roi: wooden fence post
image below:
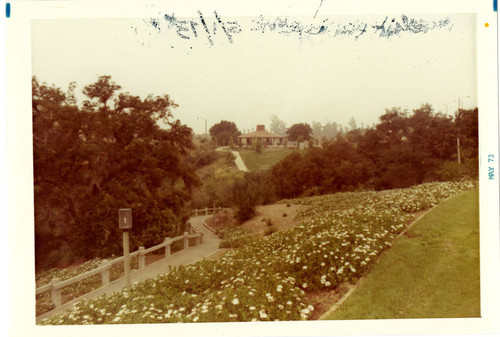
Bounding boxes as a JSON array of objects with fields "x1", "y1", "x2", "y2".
[
  {"x1": 138, "y1": 246, "x2": 145, "y2": 269},
  {"x1": 205, "y1": 207, "x2": 208, "y2": 215},
  {"x1": 50, "y1": 278, "x2": 62, "y2": 308},
  {"x1": 184, "y1": 232, "x2": 189, "y2": 249},
  {"x1": 101, "y1": 262, "x2": 111, "y2": 286},
  {"x1": 164, "y1": 237, "x2": 171, "y2": 257},
  {"x1": 213, "y1": 203, "x2": 216, "y2": 215},
  {"x1": 200, "y1": 232, "x2": 204, "y2": 244},
  {"x1": 195, "y1": 209, "x2": 198, "y2": 217}
]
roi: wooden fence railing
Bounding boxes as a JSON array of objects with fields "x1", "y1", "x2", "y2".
[
  {"x1": 193, "y1": 206, "x2": 223, "y2": 217},
  {"x1": 35, "y1": 230, "x2": 203, "y2": 312}
]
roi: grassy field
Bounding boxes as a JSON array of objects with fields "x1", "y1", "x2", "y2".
[
  {"x1": 238, "y1": 148, "x2": 302, "y2": 171},
  {"x1": 323, "y1": 188, "x2": 480, "y2": 320}
]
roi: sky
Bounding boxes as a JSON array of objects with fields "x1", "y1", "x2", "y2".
[{"x1": 31, "y1": 13, "x2": 477, "y2": 135}]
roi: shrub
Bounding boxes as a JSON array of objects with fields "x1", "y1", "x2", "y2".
[
  {"x1": 255, "y1": 141, "x2": 262, "y2": 153},
  {"x1": 464, "y1": 157, "x2": 479, "y2": 178},
  {"x1": 189, "y1": 142, "x2": 218, "y2": 168},
  {"x1": 231, "y1": 172, "x2": 276, "y2": 223},
  {"x1": 431, "y1": 161, "x2": 466, "y2": 182},
  {"x1": 261, "y1": 218, "x2": 273, "y2": 227}
]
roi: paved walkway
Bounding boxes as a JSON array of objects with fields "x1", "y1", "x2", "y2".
[
  {"x1": 36, "y1": 216, "x2": 220, "y2": 323},
  {"x1": 215, "y1": 147, "x2": 249, "y2": 172},
  {"x1": 231, "y1": 150, "x2": 249, "y2": 172}
]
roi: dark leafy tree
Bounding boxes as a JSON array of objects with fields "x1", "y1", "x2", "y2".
[
  {"x1": 33, "y1": 76, "x2": 197, "y2": 270},
  {"x1": 345, "y1": 129, "x2": 363, "y2": 144},
  {"x1": 231, "y1": 172, "x2": 275, "y2": 222},
  {"x1": 209, "y1": 120, "x2": 240, "y2": 146},
  {"x1": 286, "y1": 123, "x2": 313, "y2": 141},
  {"x1": 82, "y1": 75, "x2": 121, "y2": 108}
]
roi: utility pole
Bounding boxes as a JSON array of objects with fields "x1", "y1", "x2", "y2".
[
  {"x1": 198, "y1": 117, "x2": 208, "y2": 138},
  {"x1": 457, "y1": 137, "x2": 461, "y2": 164}
]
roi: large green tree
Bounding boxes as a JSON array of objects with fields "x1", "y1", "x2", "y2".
[
  {"x1": 286, "y1": 123, "x2": 313, "y2": 141},
  {"x1": 33, "y1": 76, "x2": 197, "y2": 270},
  {"x1": 209, "y1": 120, "x2": 240, "y2": 146}
]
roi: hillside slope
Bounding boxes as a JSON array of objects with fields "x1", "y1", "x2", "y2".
[{"x1": 324, "y1": 188, "x2": 480, "y2": 319}]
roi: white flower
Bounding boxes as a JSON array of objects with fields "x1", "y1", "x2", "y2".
[{"x1": 232, "y1": 298, "x2": 239, "y2": 305}]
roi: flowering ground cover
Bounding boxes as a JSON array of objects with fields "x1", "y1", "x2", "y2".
[
  {"x1": 36, "y1": 256, "x2": 140, "y2": 316},
  {"x1": 217, "y1": 225, "x2": 255, "y2": 248},
  {"x1": 324, "y1": 188, "x2": 480, "y2": 319},
  {"x1": 40, "y1": 180, "x2": 477, "y2": 324}
]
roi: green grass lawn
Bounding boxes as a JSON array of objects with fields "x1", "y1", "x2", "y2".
[
  {"x1": 323, "y1": 188, "x2": 480, "y2": 320},
  {"x1": 238, "y1": 148, "x2": 302, "y2": 171}
]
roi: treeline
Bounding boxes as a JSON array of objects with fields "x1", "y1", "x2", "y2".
[
  {"x1": 186, "y1": 104, "x2": 478, "y2": 225},
  {"x1": 33, "y1": 76, "x2": 203, "y2": 270},
  {"x1": 270, "y1": 104, "x2": 478, "y2": 198},
  {"x1": 225, "y1": 104, "x2": 477, "y2": 215}
]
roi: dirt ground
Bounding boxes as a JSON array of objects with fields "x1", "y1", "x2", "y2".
[
  {"x1": 205, "y1": 203, "x2": 306, "y2": 236},
  {"x1": 306, "y1": 282, "x2": 354, "y2": 320}
]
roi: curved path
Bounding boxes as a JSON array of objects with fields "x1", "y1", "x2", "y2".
[{"x1": 37, "y1": 216, "x2": 220, "y2": 323}]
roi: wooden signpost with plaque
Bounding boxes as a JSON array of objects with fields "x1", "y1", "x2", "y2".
[{"x1": 119, "y1": 208, "x2": 132, "y2": 287}]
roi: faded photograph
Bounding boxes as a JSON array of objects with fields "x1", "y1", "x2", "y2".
[{"x1": 32, "y1": 13, "x2": 479, "y2": 325}]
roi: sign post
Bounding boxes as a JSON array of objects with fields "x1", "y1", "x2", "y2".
[{"x1": 119, "y1": 208, "x2": 132, "y2": 287}]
